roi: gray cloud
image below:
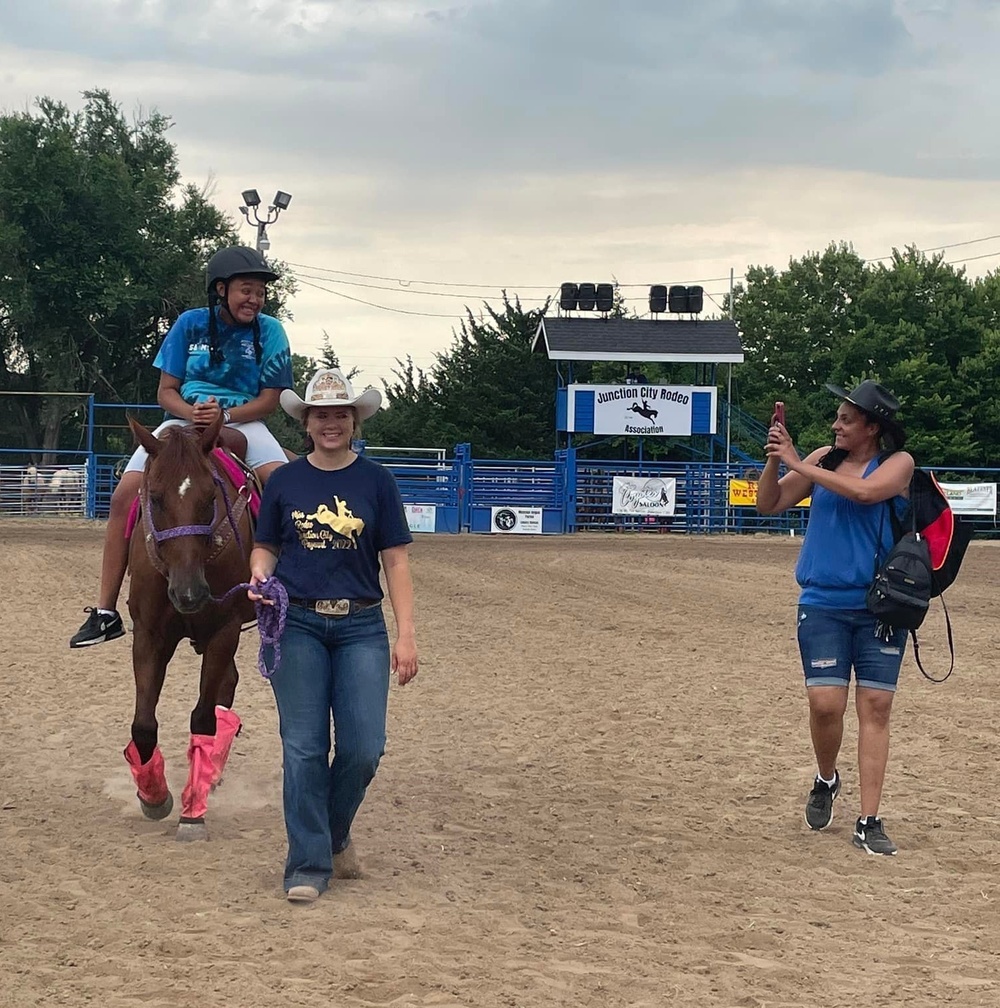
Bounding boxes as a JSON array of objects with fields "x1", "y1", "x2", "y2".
[{"x1": 4, "y1": 0, "x2": 997, "y2": 187}]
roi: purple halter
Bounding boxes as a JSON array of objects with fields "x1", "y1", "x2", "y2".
[{"x1": 147, "y1": 498, "x2": 220, "y2": 543}]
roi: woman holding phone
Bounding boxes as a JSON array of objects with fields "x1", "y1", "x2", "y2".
[{"x1": 756, "y1": 381, "x2": 914, "y2": 856}]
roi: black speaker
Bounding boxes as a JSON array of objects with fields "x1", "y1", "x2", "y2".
[
  {"x1": 686, "y1": 285, "x2": 704, "y2": 313},
  {"x1": 595, "y1": 283, "x2": 614, "y2": 313},
  {"x1": 577, "y1": 283, "x2": 597, "y2": 311},
  {"x1": 649, "y1": 284, "x2": 667, "y2": 313},
  {"x1": 668, "y1": 285, "x2": 688, "y2": 313},
  {"x1": 559, "y1": 283, "x2": 578, "y2": 311}
]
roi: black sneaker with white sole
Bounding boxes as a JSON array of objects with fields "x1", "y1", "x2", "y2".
[
  {"x1": 805, "y1": 771, "x2": 841, "y2": 830},
  {"x1": 852, "y1": 816, "x2": 898, "y2": 856},
  {"x1": 70, "y1": 608, "x2": 125, "y2": 648}
]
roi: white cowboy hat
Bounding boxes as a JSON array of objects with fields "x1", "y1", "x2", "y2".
[{"x1": 280, "y1": 368, "x2": 382, "y2": 422}]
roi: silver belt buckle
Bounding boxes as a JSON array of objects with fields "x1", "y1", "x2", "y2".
[{"x1": 316, "y1": 598, "x2": 350, "y2": 616}]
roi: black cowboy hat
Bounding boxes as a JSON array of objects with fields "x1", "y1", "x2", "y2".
[{"x1": 825, "y1": 379, "x2": 900, "y2": 422}]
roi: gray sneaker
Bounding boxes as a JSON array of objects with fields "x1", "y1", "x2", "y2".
[
  {"x1": 852, "y1": 816, "x2": 898, "y2": 856},
  {"x1": 805, "y1": 771, "x2": 841, "y2": 830},
  {"x1": 70, "y1": 608, "x2": 125, "y2": 648}
]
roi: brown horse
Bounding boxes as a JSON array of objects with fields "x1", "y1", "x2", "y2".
[{"x1": 123, "y1": 414, "x2": 255, "y2": 841}]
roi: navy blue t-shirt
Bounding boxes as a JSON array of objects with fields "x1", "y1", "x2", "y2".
[{"x1": 255, "y1": 455, "x2": 413, "y2": 600}]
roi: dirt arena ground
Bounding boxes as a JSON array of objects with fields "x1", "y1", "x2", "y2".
[{"x1": 2, "y1": 521, "x2": 999, "y2": 1008}]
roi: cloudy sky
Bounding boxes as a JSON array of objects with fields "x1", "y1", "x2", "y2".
[{"x1": 3, "y1": 0, "x2": 1000, "y2": 389}]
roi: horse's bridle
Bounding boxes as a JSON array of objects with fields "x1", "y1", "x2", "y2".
[{"x1": 140, "y1": 467, "x2": 252, "y2": 580}]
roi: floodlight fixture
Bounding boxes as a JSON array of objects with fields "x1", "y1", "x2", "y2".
[
  {"x1": 240, "y1": 185, "x2": 292, "y2": 252},
  {"x1": 649, "y1": 284, "x2": 668, "y2": 314},
  {"x1": 595, "y1": 283, "x2": 614, "y2": 313},
  {"x1": 559, "y1": 282, "x2": 579, "y2": 311},
  {"x1": 686, "y1": 285, "x2": 704, "y2": 314}
]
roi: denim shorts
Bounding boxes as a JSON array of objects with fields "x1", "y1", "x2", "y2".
[{"x1": 796, "y1": 605, "x2": 908, "y2": 692}]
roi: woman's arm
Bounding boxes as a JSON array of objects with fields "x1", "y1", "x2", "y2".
[
  {"x1": 756, "y1": 440, "x2": 826, "y2": 515},
  {"x1": 382, "y1": 544, "x2": 418, "y2": 686},
  {"x1": 768, "y1": 423, "x2": 914, "y2": 504}
]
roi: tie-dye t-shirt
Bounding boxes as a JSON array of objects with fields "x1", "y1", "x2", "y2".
[{"x1": 153, "y1": 307, "x2": 293, "y2": 410}]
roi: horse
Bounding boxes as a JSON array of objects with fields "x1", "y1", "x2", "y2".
[
  {"x1": 124, "y1": 414, "x2": 255, "y2": 842},
  {"x1": 48, "y1": 467, "x2": 85, "y2": 514},
  {"x1": 628, "y1": 400, "x2": 659, "y2": 422}
]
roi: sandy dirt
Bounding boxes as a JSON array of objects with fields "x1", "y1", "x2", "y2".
[{"x1": 1, "y1": 521, "x2": 999, "y2": 1007}]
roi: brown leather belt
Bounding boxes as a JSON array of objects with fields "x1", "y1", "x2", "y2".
[{"x1": 288, "y1": 598, "x2": 381, "y2": 617}]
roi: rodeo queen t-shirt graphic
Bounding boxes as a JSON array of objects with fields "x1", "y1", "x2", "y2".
[{"x1": 291, "y1": 496, "x2": 365, "y2": 550}]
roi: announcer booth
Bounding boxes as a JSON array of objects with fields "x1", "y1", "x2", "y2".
[{"x1": 532, "y1": 284, "x2": 745, "y2": 530}]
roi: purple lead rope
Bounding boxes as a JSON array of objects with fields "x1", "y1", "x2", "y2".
[{"x1": 211, "y1": 576, "x2": 289, "y2": 679}]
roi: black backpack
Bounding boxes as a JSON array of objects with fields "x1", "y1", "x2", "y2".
[{"x1": 867, "y1": 468, "x2": 973, "y2": 682}]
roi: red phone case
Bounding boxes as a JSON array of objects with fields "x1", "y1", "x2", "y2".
[{"x1": 772, "y1": 401, "x2": 785, "y2": 427}]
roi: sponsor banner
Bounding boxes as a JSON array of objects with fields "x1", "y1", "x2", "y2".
[
  {"x1": 728, "y1": 479, "x2": 811, "y2": 508},
  {"x1": 491, "y1": 506, "x2": 543, "y2": 534},
  {"x1": 404, "y1": 504, "x2": 437, "y2": 533},
  {"x1": 590, "y1": 384, "x2": 705, "y2": 436},
  {"x1": 938, "y1": 482, "x2": 997, "y2": 516},
  {"x1": 612, "y1": 476, "x2": 677, "y2": 516}
]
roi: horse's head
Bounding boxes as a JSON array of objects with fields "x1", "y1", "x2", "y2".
[{"x1": 129, "y1": 414, "x2": 224, "y2": 614}]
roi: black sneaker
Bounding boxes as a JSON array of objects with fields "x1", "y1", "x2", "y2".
[
  {"x1": 852, "y1": 816, "x2": 898, "y2": 856},
  {"x1": 805, "y1": 771, "x2": 841, "y2": 830},
  {"x1": 70, "y1": 608, "x2": 125, "y2": 648}
]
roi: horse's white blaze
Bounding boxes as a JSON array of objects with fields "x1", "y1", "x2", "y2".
[{"x1": 178, "y1": 476, "x2": 192, "y2": 498}]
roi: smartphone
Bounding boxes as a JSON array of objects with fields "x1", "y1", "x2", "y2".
[{"x1": 772, "y1": 401, "x2": 785, "y2": 427}]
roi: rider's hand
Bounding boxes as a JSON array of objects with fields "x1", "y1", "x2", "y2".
[{"x1": 191, "y1": 396, "x2": 221, "y2": 429}]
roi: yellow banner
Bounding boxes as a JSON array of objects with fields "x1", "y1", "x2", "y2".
[{"x1": 728, "y1": 479, "x2": 810, "y2": 507}]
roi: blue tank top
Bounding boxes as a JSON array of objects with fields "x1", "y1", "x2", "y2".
[{"x1": 795, "y1": 458, "x2": 905, "y2": 609}]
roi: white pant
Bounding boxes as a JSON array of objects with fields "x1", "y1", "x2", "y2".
[{"x1": 123, "y1": 418, "x2": 288, "y2": 474}]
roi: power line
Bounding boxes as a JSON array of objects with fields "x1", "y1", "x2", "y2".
[
  {"x1": 288, "y1": 232, "x2": 1000, "y2": 293},
  {"x1": 296, "y1": 277, "x2": 467, "y2": 319}
]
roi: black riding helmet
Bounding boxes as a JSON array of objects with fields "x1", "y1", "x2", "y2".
[{"x1": 204, "y1": 246, "x2": 280, "y2": 366}]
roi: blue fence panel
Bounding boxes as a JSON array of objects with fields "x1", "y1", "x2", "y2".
[
  {"x1": 467, "y1": 459, "x2": 566, "y2": 533},
  {"x1": 573, "y1": 459, "x2": 809, "y2": 535}
]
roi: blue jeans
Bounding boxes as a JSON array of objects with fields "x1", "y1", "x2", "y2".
[
  {"x1": 797, "y1": 605, "x2": 908, "y2": 692},
  {"x1": 269, "y1": 603, "x2": 390, "y2": 892}
]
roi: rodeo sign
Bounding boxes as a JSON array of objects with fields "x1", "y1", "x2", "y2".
[{"x1": 563, "y1": 384, "x2": 717, "y2": 436}]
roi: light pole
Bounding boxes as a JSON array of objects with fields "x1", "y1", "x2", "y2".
[{"x1": 239, "y1": 189, "x2": 292, "y2": 253}]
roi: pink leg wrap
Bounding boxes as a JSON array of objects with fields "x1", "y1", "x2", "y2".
[
  {"x1": 124, "y1": 741, "x2": 170, "y2": 807},
  {"x1": 181, "y1": 734, "x2": 216, "y2": 821},
  {"x1": 211, "y1": 705, "x2": 242, "y2": 786}
]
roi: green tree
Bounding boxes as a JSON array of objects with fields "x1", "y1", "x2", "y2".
[
  {"x1": 0, "y1": 89, "x2": 295, "y2": 456},
  {"x1": 730, "y1": 243, "x2": 985, "y2": 465},
  {"x1": 364, "y1": 296, "x2": 556, "y2": 457}
]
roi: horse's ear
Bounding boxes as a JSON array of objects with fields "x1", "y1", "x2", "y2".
[
  {"x1": 199, "y1": 412, "x2": 224, "y2": 454},
  {"x1": 128, "y1": 416, "x2": 161, "y2": 456}
]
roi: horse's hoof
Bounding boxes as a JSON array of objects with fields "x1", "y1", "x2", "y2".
[
  {"x1": 175, "y1": 819, "x2": 209, "y2": 842},
  {"x1": 139, "y1": 791, "x2": 174, "y2": 821}
]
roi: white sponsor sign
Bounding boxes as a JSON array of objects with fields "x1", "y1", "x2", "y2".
[
  {"x1": 404, "y1": 504, "x2": 437, "y2": 533},
  {"x1": 938, "y1": 482, "x2": 997, "y2": 516},
  {"x1": 587, "y1": 384, "x2": 711, "y2": 436},
  {"x1": 612, "y1": 476, "x2": 677, "y2": 516},
  {"x1": 491, "y1": 506, "x2": 543, "y2": 534}
]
